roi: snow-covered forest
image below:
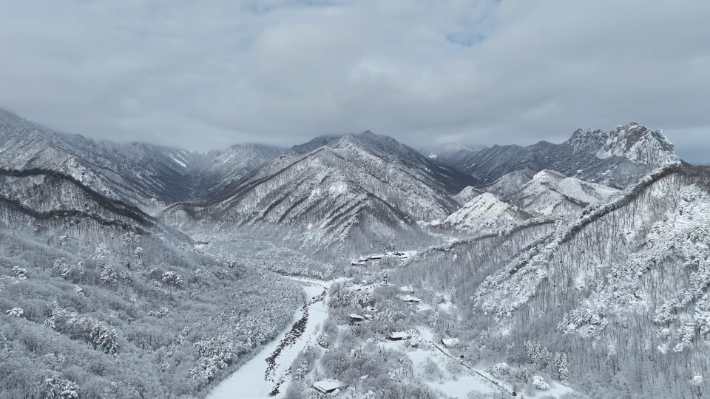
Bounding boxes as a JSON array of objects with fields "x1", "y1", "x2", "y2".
[
  {"x1": 1, "y1": 111, "x2": 708, "y2": 399},
  {"x1": 0, "y1": 169, "x2": 303, "y2": 398}
]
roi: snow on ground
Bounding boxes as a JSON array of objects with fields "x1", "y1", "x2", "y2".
[
  {"x1": 432, "y1": 375, "x2": 497, "y2": 398},
  {"x1": 416, "y1": 303, "x2": 433, "y2": 312},
  {"x1": 206, "y1": 278, "x2": 332, "y2": 399},
  {"x1": 524, "y1": 380, "x2": 576, "y2": 398},
  {"x1": 404, "y1": 327, "x2": 577, "y2": 399},
  {"x1": 382, "y1": 328, "x2": 499, "y2": 398},
  {"x1": 416, "y1": 327, "x2": 435, "y2": 342},
  {"x1": 438, "y1": 302, "x2": 453, "y2": 313}
]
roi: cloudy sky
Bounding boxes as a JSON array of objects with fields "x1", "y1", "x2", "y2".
[{"x1": 0, "y1": 0, "x2": 708, "y2": 163}]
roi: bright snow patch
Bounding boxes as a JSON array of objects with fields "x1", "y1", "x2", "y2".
[
  {"x1": 168, "y1": 154, "x2": 187, "y2": 168},
  {"x1": 442, "y1": 193, "x2": 527, "y2": 231}
]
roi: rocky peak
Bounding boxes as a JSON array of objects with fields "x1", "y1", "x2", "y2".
[{"x1": 568, "y1": 122, "x2": 677, "y2": 166}]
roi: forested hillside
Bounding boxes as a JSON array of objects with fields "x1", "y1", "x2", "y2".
[
  {"x1": 0, "y1": 108, "x2": 703, "y2": 399},
  {"x1": 162, "y1": 132, "x2": 475, "y2": 254},
  {"x1": 396, "y1": 164, "x2": 710, "y2": 399},
  {"x1": 0, "y1": 168, "x2": 302, "y2": 398}
]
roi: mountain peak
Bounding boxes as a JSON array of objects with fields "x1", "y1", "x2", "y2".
[
  {"x1": 286, "y1": 135, "x2": 342, "y2": 155},
  {"x1": 568, "y1": 123, "x2": 677, "y2": 166},
  {"x1": 440, "y1": 192, "x2": 528, "y2": 231}
]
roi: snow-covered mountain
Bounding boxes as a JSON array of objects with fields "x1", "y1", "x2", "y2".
[
  {"x1": 190, "y1": 143, "x2": 284, "y2": 196},
  {"x1": 434, "y1": 192, "x2": 530, "y2": 232},
  {"x1": 568, "y1": 123, "x2": 676, "y2": 166},
  {"x1": 505, "y1": 169, "x2": 620, "y2": 217},
  {"x1": 0, "y1": 161, "x2": 303, "y2": 399},
  {"x1": 479, "y1": 169, "x2": 538, "y2": 199},
  {"x1": 453, "y1": 186, "x2": 484, "y2": 204},
  {"x1": 448, "y1": 123, "x2": 678, "y2": 189},
  {"x1": 164, "y1": 131, "x2": 477, "y2": 250},
  {"x1": 0, "y1": 109, "x2": 283, "y2": 210},
  {"x1": 285, "y1": 135, "x2": 342, "y2": 156},
  {"x1": 418, "y1": 143, "x2": 486, "y2": 162},
  {"x1": 402, "y1": 163, "x2": 710, "y2": 399},
  {"x1": 3, "y1": 106, "x2": 708, "y2": 399},
  {"x1": 0, "y1": 167, "x2": 157, "y2": 233}
]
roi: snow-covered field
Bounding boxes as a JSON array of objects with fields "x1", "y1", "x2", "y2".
[{"x1": 206, "y1": 278, "x2": 332, "y2": 399}]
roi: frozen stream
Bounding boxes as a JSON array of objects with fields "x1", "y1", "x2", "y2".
[{"x1": 206, "y1": 277, "x2": 332, "y2": 399}]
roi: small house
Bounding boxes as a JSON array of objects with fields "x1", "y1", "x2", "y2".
[
  {"x1": 364, "y1": 314, "x2": 374, "y2": 320},
  {"x1": 348, "y1": 313, "x2": 365, "y2": 325},
  {"x1": 398, "y1": 295, "x2": 421, "y2": 303},
  {"x1": 358, "y1": 257, "x2": 368, "y2": 263},
  {"x1": 313, "y1": 379, "x2": 345, "y2": 394},
  {"x1": 388, "y1": 331, "x2": 410, "y2": 341}
]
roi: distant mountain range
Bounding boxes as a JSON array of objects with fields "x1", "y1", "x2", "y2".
[
  {"x1": 3, "y1": 107, "x2": 709, "y2": 399},
  {"x1": 0, "y1": 108, "x2": 681, "y2": 250}
]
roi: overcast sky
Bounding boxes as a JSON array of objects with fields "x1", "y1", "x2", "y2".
[{"x1": 0, "y1": 0, "x2": 708, "y2": 163}]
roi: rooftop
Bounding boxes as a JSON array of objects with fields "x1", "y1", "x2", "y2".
[{"x1": 313, "y1": 379, "x2": 345, "y2": 393}]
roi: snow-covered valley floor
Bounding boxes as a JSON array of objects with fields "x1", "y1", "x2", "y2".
[
  {"x1": 206, "y1": 278, "x2": 332, "y2": 399},
  {"x1": 205, "y1": 254, "x2": 577, "y2": 399}
]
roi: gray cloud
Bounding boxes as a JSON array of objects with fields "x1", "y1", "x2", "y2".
[{"x1": 0, "y1": 0, "x2": 708, "y2": 163}]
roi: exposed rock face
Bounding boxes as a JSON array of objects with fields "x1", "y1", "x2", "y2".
[
  {"x1": 505, "y1": 169, "x2": 620, "y2": 217},
  {"x1": 431, "y1": 123, "x2": 678, "y2": 189}
]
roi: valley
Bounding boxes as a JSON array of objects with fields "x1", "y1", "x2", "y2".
[{"x1": 1, "y1": 108, "x2": 709, "y2": 399}]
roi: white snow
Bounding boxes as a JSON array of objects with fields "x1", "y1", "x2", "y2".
[
  {"x1": 429, "y1": 375, "x2": 496, "y2": 397},
  {"x1": 389, "y1": 331, "x2": 410, "y2": 340},
  {"x1": 443, "y1": 192, "x2": 527, "y2": 231},
  {"x1": 454, "y1": 186, "x2": 482, "y2": 204},
  {"x1": 313, "y1": 379, "x2": 345, "y2": 393},
  {"x1": 398, "y1": 294, "x2": 421, "y2": 303},
  {"x1": 416, "y1": 303, "x2": 433, "y2": 312},
  {"x1": 205, "y1": 278, "x2": 332, "y2": 399},
  {"x1": 167, "y1": 154, "x2": 187, "y2": 168},
  {"x1": 402, "y1": 328, "x2": 500, "y2": 398},
  {"x1": 511, "y1": 170, "x2": 619, "y2": 217}
]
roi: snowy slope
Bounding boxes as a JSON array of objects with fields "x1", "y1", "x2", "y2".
[
  {"x1": 506, "y1": 169, "x2": 620, "y2": 216},
  {"x1": 191, "y1": 143, "x2": 284, "y2": 196},
  {"x1": 164, "y1": 132, "x2": 476, "y2": 249},
  {"x1": 480, "y1": 169, "x2": 538, "y2": 198},
  {"x1": 401, "y1": 163, "x2": 710, "y2": 398},
  {"x1": 453, "y1": 186, "x2": 484, "y2": 204},
  {"x1": 437, "y1": 192, "x2": 530, "y2": 232},
  {"x1": 0, "y1": 168, "x2": 156, "y2": 231},
  {"x1": 0, "y1": 108, "x2": 283, "y2": 209},
  {"x1": 418, "y1": 143, "x2": 486, "y2": 162}
]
